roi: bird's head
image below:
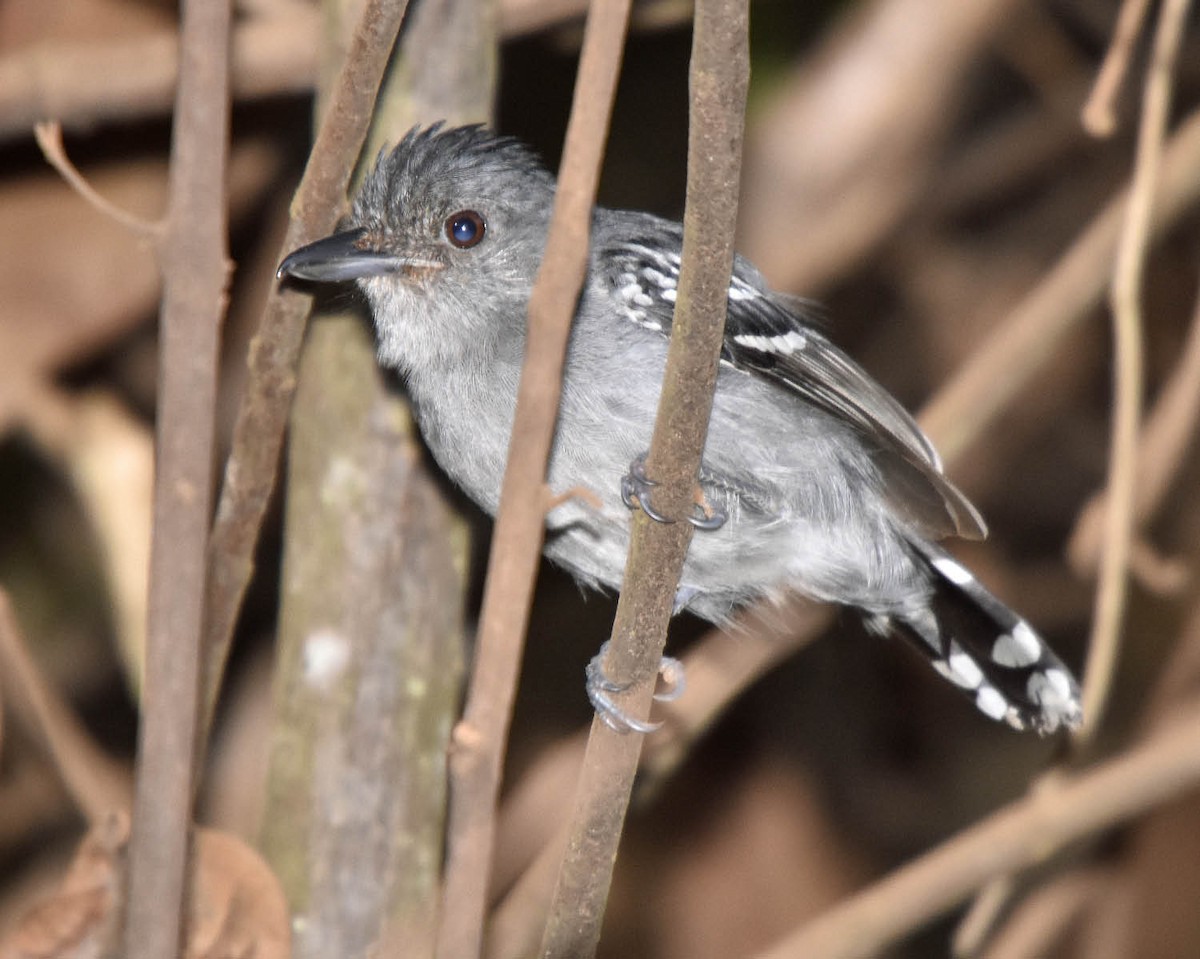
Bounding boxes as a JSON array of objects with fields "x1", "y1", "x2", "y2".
[{"x1": 279, "y1": 124, "x2": 556, "y2": 373}]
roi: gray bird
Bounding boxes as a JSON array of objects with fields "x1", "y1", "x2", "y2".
[{"x1": 279, "y1": 124, "x2": 1082, "y2": 735}]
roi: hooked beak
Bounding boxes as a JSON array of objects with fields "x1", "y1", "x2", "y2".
[{"x1": 277, "y1": 228, "x2": 428, "y2": 283}]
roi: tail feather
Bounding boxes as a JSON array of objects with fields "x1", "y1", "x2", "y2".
[{"x1": 893, "y1": 543, "x2": 1082, "y2": 735}]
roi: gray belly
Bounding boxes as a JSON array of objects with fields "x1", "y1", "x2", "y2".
[{"x1": 409, "y1": 336, "x2": 928, "y2": 625}]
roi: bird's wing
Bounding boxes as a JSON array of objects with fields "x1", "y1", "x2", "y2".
[{"x1": 598, "y1": 219, "x2": 986, "y2": 541}]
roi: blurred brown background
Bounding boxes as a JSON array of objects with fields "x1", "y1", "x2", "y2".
[{"x1": 2, "y1": 0, "x2": 1200, "y2": 956}]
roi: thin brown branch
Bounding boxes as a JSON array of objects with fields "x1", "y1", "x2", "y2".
[
  {"x1": 19, "y1": 388, "x2": 155, "y2": 693},
  {"x1": 493, "y1": 93, "x2": 1200, "y2": 958},
  {"x1": 1077, "y1": 0, "x2": 1191, "y2": 745},
  {"x1": 0, "y1": 589, "x2": 133, "y2": 821},
  {"x1": 755, "y1": 697, "x2": 1200, "y2": 959},
  {"x1": 258, "y1": 0, "x2": 487, "y2": 954},
  {"x1": 1081, "y1": 0, "x2": 1154, "y2": 138},
  {"x1": 0, "y1": 0, "x2": 663, "y2": 144},
  {"x1": 1, "y1": 12, "x2": 318, "y2": 142},
  {"x1": 952, "y1": 874, "x2": 1017, "y2": 958},
  {"x1": 33, "y1": 121, "x2": 162, "y2": 238},
  {"x1": 946, "y1": 7, "x2": 1194, "y2": 943},
  {"x1": 435, "y1": 1, "x2": 634, "y2": 955},
  {"x1": 123, "y1": 0, "x2": 233, "y2": 955},
  {"x1": 537, "y1": 1, "x2": 749, "y2": 955},
  {"x1": 1067, "y1": 266, "x2": 1200, "y2": 580},
  {"x1": 489, "y1": 824, "x2": 570, "y2": 959},
  {"x1": 737, "y1": 0, "x2": 1018, "y2": 293},
  {"x1": 918, "y1": 105, "x2": 1200, "y2": 465},
  {"x1": 979, "y1": 869, "x2": 1109, "y2": 959},
  {"x1": 1144, "y1": 575, "x2": 1200, "y2": 723},
  {"x1": 199, "y1": 0, "x2": 412, "y2": 746},
  {"x1": 479, "y1": 603, "x2": 828, "y2": 958}
]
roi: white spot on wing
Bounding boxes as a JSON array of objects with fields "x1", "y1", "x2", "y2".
[
  {"x1": 779, "y1": 331, "x2": 807, "y2": 353},
  {"x1": 733, "y1": 333, "x2": 767, "y2": 351},
  {"x1": 641, "y1": 267, "x2": 676, "y2": 290},
  {"x1": 932, "y1": 555, "x2": 974, "y2": 586}
]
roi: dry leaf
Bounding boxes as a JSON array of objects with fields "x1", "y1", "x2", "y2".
[
  {"x1": 0, "y1": 811, "x2": 128, "y2": 959},
  {"x1": 0, "y1": 817, "x2": 291, "y2": 959}
]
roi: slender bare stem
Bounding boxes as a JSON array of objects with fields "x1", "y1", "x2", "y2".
[
  {"x1": 1077, "y1": 0, "x2": 1192, "y2": 745},
  {"x1": 123, "y1": 0, "x2": 232, "y2": 955},
  {"x1": 1081, "y1": 0, "x2": 1154, "y2": 137},
  {"x1": 435, "y1": 2, "x2": 633, "y2": 956},
  {"x1": 537, "y1": 1, "x2": 750, "y2": 955},
  {"x1": 200, "y1": 0, "x2": 412, "y2": 746},
  {"x1": 756, "y1": 698, "x2": 1200, "y2": 959}
]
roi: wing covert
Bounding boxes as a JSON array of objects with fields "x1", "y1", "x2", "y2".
[{"x1": 595, "y1": 214, "x2": 986, "y2": 540}]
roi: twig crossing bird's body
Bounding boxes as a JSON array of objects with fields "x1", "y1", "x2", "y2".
[{"x1": 279, "y1": 124, "x2": 1083, "y2": 735}]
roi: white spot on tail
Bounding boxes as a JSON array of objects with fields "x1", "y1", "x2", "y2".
[
  {"x1": 1025, "y1": 668, "x2": 1083, "y2": 731},
  {"x1": 1028, "y1": 668, "x2": 1073, "y2": 709},
  {"x1": 975, "y1": 685, "x2": 1009, "y2": 721},
  {"x1": 992, "y1": 622, "x2": 1042, "y2": 668},
  {"x1": 933, "y1": 644, "x2": 983, "y2": 690},
  {"x1": 947, "y1": 647, "x2": 984, "y2": 688}
]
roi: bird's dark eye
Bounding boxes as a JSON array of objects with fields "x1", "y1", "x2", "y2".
[{"x1": 446, "y1": 210, "x2": 485, "y2": 249}]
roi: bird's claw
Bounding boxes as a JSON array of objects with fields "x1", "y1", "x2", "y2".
[
  {"x1": 620, "y1": 455, "x2": 672, "y2": 524},
  {"x1": 585, "y1": 641, "x2": 687, "y2": 734},
  {"x1": 621, "y1": 454, "x2": 727, "y2": 530},
  {"x1": 688, "y1": 494, "x2": 727, "y2": 531}
]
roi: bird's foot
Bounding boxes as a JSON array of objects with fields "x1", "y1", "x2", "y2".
[
  {"x1": 620, "y1": 453, "x2": 727, "y2": 530},
  {"x1": 689, "y1": 486, "x2": 727, "y2": 530},
  {"x1": 585, "y1": 641, "x2": 687, "y2": 734}
]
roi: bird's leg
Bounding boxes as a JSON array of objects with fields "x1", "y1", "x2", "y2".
[
  {"x1": 585, "y1": 640, "x2": 687, "y2": 734},
  {"x1": 673, "y1": 584, "x2": 702, "y2": 614},
  {"x1": 621, "y1": 453, "x2": 727, "y2": 530}
]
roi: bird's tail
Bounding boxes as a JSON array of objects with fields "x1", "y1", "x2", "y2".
[{"x1": 892, "y1": 542, "x2": 1082, "y2": 735}]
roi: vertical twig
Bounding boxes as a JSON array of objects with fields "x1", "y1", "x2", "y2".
[
  {"x1": 199, "y1": 0, "x2": 412, "y2": 744},
  {"x1": 537, "y1": 0, "x2": 750, "y2": 956},
  {"x1": 123, "y1": 0, "x2": 232, "y2": 956},
  {"x1": 435, "y1": 2, "x2": 633, "y2": 956},
  {"x1": 260, "y1": 0, "x2": 489, "y2": 956},
  {"x1": 953, "y1": 4, "x2": 1193, "y2": 950},
  {"x1": 1080, "y1": 0, "x2": 1154, "y2": 137},
  {"x1": 1077, "y1": 0, "x2": 1192, "y2": 744},
  {"x1": 1065, "y1": 264, "x2": 1200, "y2": 576}
]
